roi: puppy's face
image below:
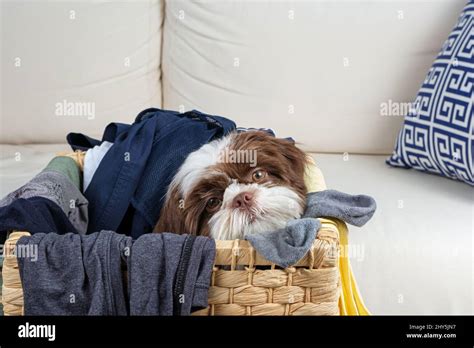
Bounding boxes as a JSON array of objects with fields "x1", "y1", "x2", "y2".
[{"x1": 155, "y1": 131, "x2": 308, "y2": 239}]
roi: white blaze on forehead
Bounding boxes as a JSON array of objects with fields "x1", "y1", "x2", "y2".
[{"x1": 170, "y1": 133, "x2": 235, "y2": 197}]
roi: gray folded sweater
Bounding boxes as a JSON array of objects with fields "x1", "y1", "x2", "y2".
[
  {"x1": 17, "y1": 231, "x2": 131, "y2": 315},
  {"x1": 17, "y1": 231, "x2": 216, "y2": 316},
  {"x1": 246, "y1": 189, "x2": 376, "y2": 268},
  {"x1": 129, "y1": 233, "x2": 216, "y2": 315}
]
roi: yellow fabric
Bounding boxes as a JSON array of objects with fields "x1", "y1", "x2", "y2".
[
  {"x1": 304, "y1": 156, "x2": 327, "y2": 193},
  {"x1": 304, "y1": 156, "x2": 370, "y2": 315},
  {"x1": 336, "y1": 219, "x2": 370, "y2": 315}
]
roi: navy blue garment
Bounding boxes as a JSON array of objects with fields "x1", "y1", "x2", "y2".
[
  {"x1": 68, "y1": 108, "x2": 236, "y2": 239},
  {"x1": 0, "y1": 197, "x2": 78, "y2": 242}
]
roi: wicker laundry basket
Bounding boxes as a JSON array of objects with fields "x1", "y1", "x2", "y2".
[
  {"x1": 0, "y1": 152, "x2": 342, "y2": 316},
  {"x1": 1, "y1": 218, "x2": 340, "y2": 316},
  {"x1": 194, "y1": 219, "x2": 340, "y2": 316}
]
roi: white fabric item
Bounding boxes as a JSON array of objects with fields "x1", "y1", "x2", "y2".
[
  {"x1": 1, "y1": 144, "x2": 471, "y2": 314},
  {"x1": 162, "y1": 0, "x2": 467, "y2": 154},
  {"x1": 0, "y1": 0, "x2": 163, "y2": 144},
  {"x1": 83, "y1": 141, "x2": 114, "y2": 192}
]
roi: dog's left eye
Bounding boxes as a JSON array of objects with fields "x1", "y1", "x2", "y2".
[
  {"x1": 252, "y1": 169, "x2": 267, "y2": 182},
  {"x1": 206, "y1": 197, "x2": 221, "y2": 211}
]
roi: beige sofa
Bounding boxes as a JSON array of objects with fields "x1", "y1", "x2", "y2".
[{"x1": 1, "y1": 0, "x2": 472, "y2": 314}]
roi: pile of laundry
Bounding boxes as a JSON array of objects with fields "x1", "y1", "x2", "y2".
[
  {"x1": 0, "y1": 107, "x2": 377, "y2": 316},
  {"x1": 0, "y1": 155, "x2": 216, "y2": 316},
  {"x1": 0, "y1": 108, "x2": 235, "y2": 316}
]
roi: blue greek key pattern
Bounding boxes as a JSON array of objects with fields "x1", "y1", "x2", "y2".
[{"x1": 387, "y1": 1, "x2": 474, "y2": 186}]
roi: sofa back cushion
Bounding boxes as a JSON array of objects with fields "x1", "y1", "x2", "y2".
[
  {"x1": 1, "y1": 0, "x2": 163, "y2": 144},
  {"x1": 162, "y1": 0, "x2": 467, "y2": 154}
]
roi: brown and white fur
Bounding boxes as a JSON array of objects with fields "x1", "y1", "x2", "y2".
[{"x1": 154, "y1": 131, "x2": 308, "y2": 240}]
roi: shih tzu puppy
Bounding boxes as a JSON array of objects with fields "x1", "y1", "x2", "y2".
[{"x1": 154, "y1": 131, "x2": 308, "y2": 240}]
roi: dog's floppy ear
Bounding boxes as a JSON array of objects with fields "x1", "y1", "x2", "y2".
[
  {"x1": 268, "y1": 136, "x2": 309, "y2": 195},
  {"x1": 272, "y1": 137, "x2": 309, "y2": 178},
  {"x1": 154, "y1": 186, "x2": 186, "y2": 234}
]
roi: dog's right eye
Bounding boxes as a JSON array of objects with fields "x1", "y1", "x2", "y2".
[
  {"x1": 206, "y1": 197, "x2": 221, "y2": 211},
  {"x1": 252, "y1": 169, "x2": 267, "y2": 182}
]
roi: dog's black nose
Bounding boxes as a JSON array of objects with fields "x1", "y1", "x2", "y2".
[{"x1": 232, "y1": 192, "x2": 254, "y2": 209}]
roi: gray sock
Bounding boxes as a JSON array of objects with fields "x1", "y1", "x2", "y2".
[
  {"x1": 245, "y1": 218, "x2": 320, "y2": 268},
  {"x1": 303, "y1": 189, "x2": 376, "y2": 227}
]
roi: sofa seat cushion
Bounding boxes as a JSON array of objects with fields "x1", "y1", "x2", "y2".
[{"x1": 313, "y1": 153, "x2": 473, "y2": 314}]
